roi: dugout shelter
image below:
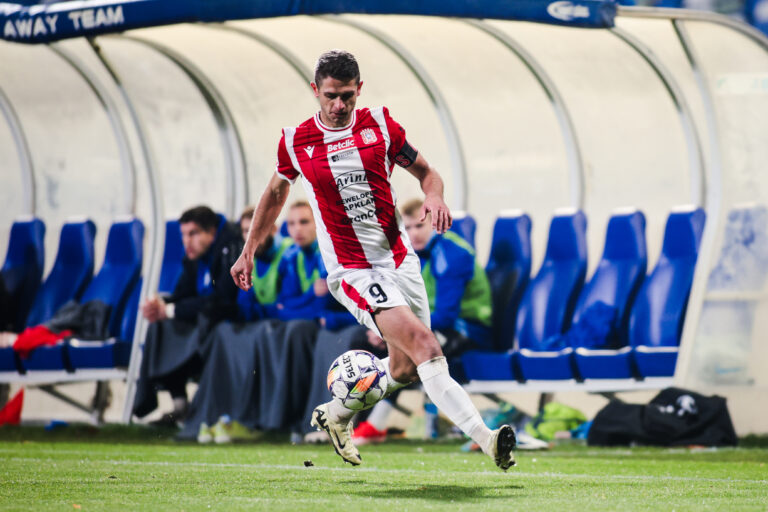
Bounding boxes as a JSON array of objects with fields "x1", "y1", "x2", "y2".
[{"x1": 0, "y1": 0, "x2": 766, "y2": 427}]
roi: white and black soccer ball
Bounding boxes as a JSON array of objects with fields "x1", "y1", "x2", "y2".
[{"x1": 327, "y1": 350, "x2": 389, "y2": 411}]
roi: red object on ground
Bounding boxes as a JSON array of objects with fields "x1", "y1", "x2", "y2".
[
  {"x1": 0, "y1": 388, "x2": 24, "y2": 425},
  {"x1": 352, "y1": 421, "x2": 387, "y2": 445},
  {"x1": 12, "y1": 326, "x2": 73, "y2": 359}
]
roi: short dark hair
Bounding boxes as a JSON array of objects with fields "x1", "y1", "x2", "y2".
[
  {"x1": 179, "y1": 205, "x2": 218, "y2": 232},
  {"x1": 240, "y1": 205, "x2": 255, "y2": 224},
  {"x1": 314, "y1": 50, "x2": 360, "y2": 86},
  {"x1": 290, "y1": 200, "x2": 311, "y2": 211}
]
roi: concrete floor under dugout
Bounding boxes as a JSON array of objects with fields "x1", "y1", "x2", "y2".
[{"x1": 1, "y1": 8, "x2": 768, "y2": 432}]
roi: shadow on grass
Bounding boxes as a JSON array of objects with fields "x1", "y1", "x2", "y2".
[{"x1": 344, "y1": 480, "x2": 523, "y2": 502}]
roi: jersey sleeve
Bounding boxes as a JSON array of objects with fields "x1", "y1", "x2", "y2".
[
  {"x1": 383, "y1": 107, "x2": 416, "y2": 167},
  {"x1": 276, "y1": 131, "x2": 300, "y2": 183}
]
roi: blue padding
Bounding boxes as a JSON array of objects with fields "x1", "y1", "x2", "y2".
[
  {"x1": 574, "y1": 347, "x2": 633, "y2": 379},
  {"x1": 81, "y1": 219, "x2": 144, "y2": 337},
  {"x1": 570, "y1": 210, "x2": 647, "y2": 379},
  {"x1": 449, "y1": 212, "x2": 477, "y2": 249},
  {"x1": 1, "y1": 217, "x2": 45, "y2": 332},
  {"x1": 485, "y1": 212, "x2": 532, "y2": 351},
  {"x1": 67, "y1": 339, "x2": 131, "y2": 369},
  {"x1": 21, "y1": 342, "x2": 68, "y2": 371},
  {"x1": 280, "y1": 220, "x2": 289, "y2": 238},
  {"x1": 516, "y1": 348, "x2": 575, "y2": 380},
  {"x1": 629, "y1": 207, "x2": 705, "y2": 378},
  {"x1": 633, "y1": 346, "x2": 678, "y2": 377},
  {"x1": 461, "y1": 351, "x2": 516, "y2": 381},
  {"x1": 26, "y1": 219, "x2": 96, "y2": 327},
  {"x1": 0, "y1": 0, "x2": 617, "y2": 45},
  {"x1": 158, "y1": 220, "x2": 183, "y2": 294},
  {"x1": 745, "y1": 0, "x2": 768, "y2": 36},
  {"x1": 0, "y1": 347, "x2": 18, "y2": 372}
]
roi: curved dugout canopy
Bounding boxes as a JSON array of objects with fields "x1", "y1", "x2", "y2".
[{"x1": 1, "y1": 4, "x2": 767, "y2": 403}]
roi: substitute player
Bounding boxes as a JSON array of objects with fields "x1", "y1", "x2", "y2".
[{"x1": 231, "y1": 50, "x2": 516, "y2": 470}]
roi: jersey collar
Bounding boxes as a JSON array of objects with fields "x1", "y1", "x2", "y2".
[{"x1": 314, "y1": 110, "x2": 356, "y2": 132}]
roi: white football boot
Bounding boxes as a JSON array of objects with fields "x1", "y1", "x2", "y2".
[
  {"x1": 310, "y1": 402, "x2": 362, "y2": 466},
  {"x1": 486, "y1": 424, "x2": 517, "y2": 471}
]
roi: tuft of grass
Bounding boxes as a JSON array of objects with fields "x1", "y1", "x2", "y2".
[{"x1": 0, "y1": 426, "x2": 766, "y2": 511}]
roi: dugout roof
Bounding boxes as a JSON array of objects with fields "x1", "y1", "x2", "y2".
[{"x1": 0, "y1": 3, "x2": 767, "y2": 415}]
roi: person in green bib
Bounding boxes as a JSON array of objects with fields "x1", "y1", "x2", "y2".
[
  {"x1": 236, "y1": 205, "x2": 292, "y2": 321},
  {"x1": 275, "y1": 201, "x2": 335, "y2": 322},
  {"x1": 402, "y1": 198, "x2": 493, "y2": 355}
]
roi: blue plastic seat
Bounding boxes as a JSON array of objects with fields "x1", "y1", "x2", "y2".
[
  {"x1": 449, "y1": 211, "x2": 477, "y2": 249},
  {"x1": 25, "y1": 219, "x2": 96, "y2": 327},
  {"x1": 573, "y1": 210, "x2": 648, "y2": 379},
  {"x1": 24, "y1": 219, "x2": 144, "y2": 372},
  {"x1": 158, "y1": 220, "x2": 184, "y2": 294},
  {"x1": 67, "y1": 277, "x2": 141, "y2": 370},
  {"x1": 461, "y1": 211, "x2": 532, "y2": 381},
  {"x1": 631, "y1": 207, "x2": 705, "y2": 377},
  {"x1": 515, "y1": 209, "x2": 587, "y2": 380},
  {"x1": 1, "y1": 217, "x2": 45, "y2": 332}
]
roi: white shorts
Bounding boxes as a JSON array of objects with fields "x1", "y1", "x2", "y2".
[{"x1": 328, "y1": 253, "x2": 431, "y2": 337}]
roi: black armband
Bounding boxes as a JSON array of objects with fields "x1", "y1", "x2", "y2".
[{"x1": 394, "y1": 140, "x2": 418, "y2": 168}]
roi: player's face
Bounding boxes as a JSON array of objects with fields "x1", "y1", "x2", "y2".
[
  {"x1": 312, "y1": 76, "x2": 362, "y2": 128},
  {"x1": 287, "y1": 206, "x2": 316, "y2": 249},
  {"x1": 404, "y1": 213, "x2": 432, "y2": 251},
  {"x1": 180, "y1": 222, "x2": 216, "y2": 261}
]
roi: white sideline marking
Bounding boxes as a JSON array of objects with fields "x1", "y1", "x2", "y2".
[{"x1": 3, "y1": 456, "x2": 767, "y2": 485}]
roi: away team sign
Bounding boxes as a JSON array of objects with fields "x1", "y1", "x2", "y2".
[
  {"x1": 0, "y1": 0, "x2": 616, "y2": 44},
  {"x1": 2, "y1": 5, "x2": 124, "y2": 39}
]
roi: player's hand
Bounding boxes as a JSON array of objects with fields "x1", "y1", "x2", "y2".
[
  {"x1": 421, "y1": 195, "x2": 452, "y2": 234},
  {"x1": 230, "y1": 251, "x2": 254, "y2": 291}
]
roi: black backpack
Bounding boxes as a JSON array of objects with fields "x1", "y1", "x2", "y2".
[{"x1": 588, "y1": 387, "x2": 737, "y2": 447}]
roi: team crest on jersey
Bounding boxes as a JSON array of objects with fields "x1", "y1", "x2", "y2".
[{"x1": 361, "y1": 128, "x2": 377, "y2": 145}]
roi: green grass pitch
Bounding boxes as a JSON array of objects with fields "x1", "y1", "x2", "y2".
[{"x1": 1, "y1": 426, "x2": 766, "y2": 511}]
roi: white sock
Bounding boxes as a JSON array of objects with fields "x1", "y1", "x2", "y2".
[
  {"x1": 366, "y1": 400, "x2": 393, "y2": 431},
  {"x1": 417, "y1": 356, "x2": 493, "y2": 455},
  {"x1": 327, "y1": 397, "x2": 356, "y2": 425},
  {"x1": 381, "y1": 357, "x2": 411, "y2": 395}
]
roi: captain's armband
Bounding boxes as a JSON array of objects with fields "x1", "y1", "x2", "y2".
[{"x1": 394, "y1": 140, "x2": 418, "y2": 168}]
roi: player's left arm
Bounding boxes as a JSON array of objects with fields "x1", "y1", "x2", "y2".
[{"x1": 404, "y1": 153, "x2": 452, "y2": 234}]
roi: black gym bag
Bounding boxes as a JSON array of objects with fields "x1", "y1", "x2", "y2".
[{"x1": 588, "y1": 387, "x2": 738, "y2": 447}]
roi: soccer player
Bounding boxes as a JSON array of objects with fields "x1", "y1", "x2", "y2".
[{"x1": 231, "y1": 50, "x2": 515, "y2": 470}]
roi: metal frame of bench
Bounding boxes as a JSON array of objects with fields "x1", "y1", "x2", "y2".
[{"x1": 0, "y1": 369, "x2": 126, "y2": 424}]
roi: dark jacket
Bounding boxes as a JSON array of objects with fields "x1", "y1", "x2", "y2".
[{"x1": 168, "y1": 216, "x2": 241, "y2": 323}]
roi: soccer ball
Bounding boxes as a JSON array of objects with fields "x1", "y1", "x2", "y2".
[{"x1": 327, "y1": 350, "x2": 389, "y2": 411}]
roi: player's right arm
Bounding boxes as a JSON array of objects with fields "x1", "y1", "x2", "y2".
[{"x1": 231, "y1": 173, "x2": 291, "y2": 291}]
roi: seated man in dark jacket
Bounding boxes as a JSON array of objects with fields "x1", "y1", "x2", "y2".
[{"x1": 133, "y1": 205, "x2": 241, "y2": 425}]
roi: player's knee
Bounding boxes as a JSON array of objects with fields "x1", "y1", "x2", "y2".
[{"x1": 410, "y1": 327, "x2": 443, "y2": 363}]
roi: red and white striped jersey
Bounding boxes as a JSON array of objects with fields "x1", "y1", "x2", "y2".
[{"x1": 275, "y1": 106, "x2": 415, "y2": 277}]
